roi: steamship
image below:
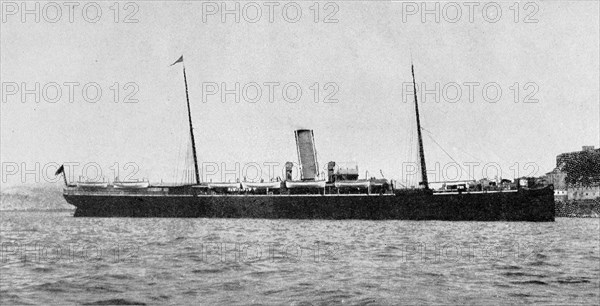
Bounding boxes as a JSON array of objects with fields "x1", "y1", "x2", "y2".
[{"x1": 60, "y1": 59, "x2": 554, "y2": 221}]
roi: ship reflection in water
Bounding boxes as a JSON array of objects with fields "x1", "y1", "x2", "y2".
[{"x1": 58, "y1": 63, "x2": 555, "y2": 221}]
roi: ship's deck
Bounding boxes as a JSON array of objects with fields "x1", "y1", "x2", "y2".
[
  {"x1": 63, "y1": 190, "x2": 397, "y2": 197},
  {"x1": 63, "y1": 187, "x2": 519, "y2": 197}
]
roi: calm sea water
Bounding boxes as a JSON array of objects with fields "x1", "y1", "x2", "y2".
[{"x1": 1, "y1": 211, "x2": 598, "y2": 305}]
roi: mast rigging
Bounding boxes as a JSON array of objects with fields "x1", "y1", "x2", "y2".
[
  {"x1": 411, "y1": 64, "x2": 429, "y2": 189},
  {"x1": 180, "y1": 58, "x2": 201, "y2": 185}
]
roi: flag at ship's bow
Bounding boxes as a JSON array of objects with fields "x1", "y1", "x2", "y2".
[{"x1": 171, "y1": 55, "x2": 184, "y2": 66}]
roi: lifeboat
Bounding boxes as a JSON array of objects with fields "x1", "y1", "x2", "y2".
[
  {"x1": 242, "y1": 181, "x2": 282, "y2": 189},
  {"x1": 369, "y1": 179, "x2": 389, "y2": 187},
  {"x1": 76, "y1": 181, "x2": 108, "y2": 188},
  {"x1": 113, "y1": 180, "x2": 149, "y2": 189},
  {"x1": 207, "y1": 182, "x2": 241, "y2": 189},
  {"x1": 334, "y1": 180, "x2": 370, "y2": 188},
  {"x1": 285, "y1": 180, "x2": 326, "y2": 189}
]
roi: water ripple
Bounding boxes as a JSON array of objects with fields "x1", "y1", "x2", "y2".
[{"x1": 1, "y1": 212, "x2": 598, "y2": 305}]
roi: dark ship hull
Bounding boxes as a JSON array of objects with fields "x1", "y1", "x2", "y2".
[{"x1": 64, "y1": 186, "x2": 554, "y2": 221}]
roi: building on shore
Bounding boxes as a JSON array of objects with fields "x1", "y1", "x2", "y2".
[
  {"x1": 568, "y1": 184, "x2": 600, "y2": 200},
  {"x1": 545, "y1": 146, "x2": 600, "y2": 217},
  {"x1": 545, "y1": 145, "x2": 600, "y2": 202},
  {"x1": 557, "y1": 145, "x2": 599, "y2": 169},
  {"x1": 546, "y1": 146, "x2": 600, "y2": 199}
]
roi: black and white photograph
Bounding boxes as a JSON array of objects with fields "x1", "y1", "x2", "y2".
[{"x1": 1, "y1": 0, "x2": 599, "y2": 305}]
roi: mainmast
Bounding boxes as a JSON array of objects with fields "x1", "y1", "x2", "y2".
[
  {"x1": 411, "y1": 64, "x2": 429, "y2": 189},
  {"x1": 173, "y1": 55, "x2": 200, "y2": 185}
]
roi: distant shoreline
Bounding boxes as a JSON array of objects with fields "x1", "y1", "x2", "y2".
[
  {"x1": 556, "y1": 215, "x2": 599, "y2": 218},
  {"x1": 0, "y1": 209, "x2": 75, "y2": 212}
]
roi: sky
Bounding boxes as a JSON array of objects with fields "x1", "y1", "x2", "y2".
[{"x1": 1, "y1": 0, "x2": 599, "y2": 187}]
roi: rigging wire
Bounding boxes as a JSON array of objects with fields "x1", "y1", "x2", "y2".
[
  {"x1": 424, "y1": 133, "x2": 475, "y2": 181},
  {"x1": 174, "y1": 134, "x2": 183, "y2": 183},
  {"x1": 407, "y1": 112, "x2": 416, "y2": 187},
  {"x1": 422, "y1": 129, "x2": 513, "y2": 181},
  {"x1": 421, "y1": 121, "x2": 517, "y2": 180}
]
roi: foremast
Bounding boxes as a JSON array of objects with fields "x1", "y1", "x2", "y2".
[
  {"x1": 411, "y1": 64, "x2": 429, "y2": 189},
  {"x1": 173, "y1": 55, "x2": 200, "y2": 185}
]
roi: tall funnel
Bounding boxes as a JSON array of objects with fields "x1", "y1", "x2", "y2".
[{"x1": 294, "y1": 129, "x2": 319, "y2": 180}]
